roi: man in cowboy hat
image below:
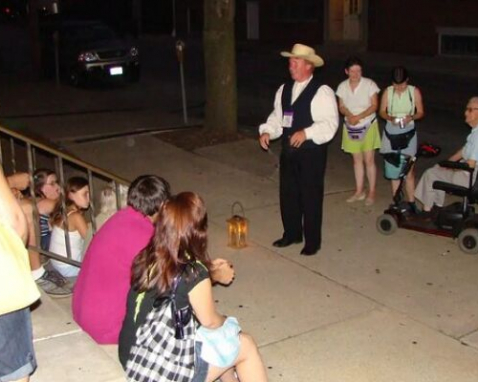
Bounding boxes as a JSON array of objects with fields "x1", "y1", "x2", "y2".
[{"x1": 259, "y1": 43, "x2": 338, "y2": 256}]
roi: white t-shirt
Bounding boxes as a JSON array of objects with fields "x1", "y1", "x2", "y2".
[
  {"x1": 49, "y1": 226, "x2": 84, "y2": 277},
  {"x1": 336, "y1": 77, "x2": 380, "y2": 126}
]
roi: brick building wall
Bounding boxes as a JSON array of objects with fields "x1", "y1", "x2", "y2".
[
  {"x1": 368, "y1": 0, "x2": 478, "y2": 56},
  {"x1": 258, "y1": 0, "x2": 324, "y2": 45}
]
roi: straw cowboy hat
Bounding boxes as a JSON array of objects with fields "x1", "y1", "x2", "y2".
[{"x1": 280, "y1": 43, "x2": 324, "y2": 67}]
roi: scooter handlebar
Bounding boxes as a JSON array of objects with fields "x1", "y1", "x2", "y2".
[{"x1": 438, "y1": 160, "x2": 473, "y2": 172}]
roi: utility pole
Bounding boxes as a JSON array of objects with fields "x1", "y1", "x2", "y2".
[
  {"x1": 171, "y1": 0, "x2": 176, "y2": 37},
  {"x1": 132, "y1": 0, "x2": 142, "y2": 36}
]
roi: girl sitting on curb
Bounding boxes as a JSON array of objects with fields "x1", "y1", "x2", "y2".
[{"x1": 49, "y1": 176, "x2": 90, "y2": 278}]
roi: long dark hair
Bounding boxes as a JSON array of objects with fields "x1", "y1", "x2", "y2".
[
  {"x1": 131, "y1": 192, "x2": 212, "y2": 294},
  {"x1": 391, "y1": 65, "x2": 409, "y2": 84},
  {"x1": 50, "y1": 176, "x2": 89, "y2": 226}
]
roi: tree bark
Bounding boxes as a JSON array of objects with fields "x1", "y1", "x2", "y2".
[
  {"x1": 203, "y1": 0, "x2": 237, "y2": 133},
  {"x1": 28, "y1": 0, "x2": 41, "y2": 78}
]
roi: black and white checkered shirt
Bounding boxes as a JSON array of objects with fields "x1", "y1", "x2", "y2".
[{"x1": 125, "y1": 297, "x2": 197, "y2": 382}]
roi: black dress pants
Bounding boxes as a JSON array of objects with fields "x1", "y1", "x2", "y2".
[{"x1": 279, "y1": 145, "x2": 327, "y2": 251}]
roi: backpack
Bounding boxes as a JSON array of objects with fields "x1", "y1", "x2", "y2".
[{"x1": 125, "y1": 276, "x2": 197, "y2": 382}]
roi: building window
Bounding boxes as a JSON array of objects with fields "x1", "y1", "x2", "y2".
[
  {"x1": 437, "y1": 28, "x2": 478, "y2": 57},
  {"x1": 274, "y1": 0, "x2": 319, "y2": 23},
  {"x1": 349, "y1": 0, "x2": 359, "y2": 15}
]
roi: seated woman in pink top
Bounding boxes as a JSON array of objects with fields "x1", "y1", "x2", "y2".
[
  {"x1": 72, "y1": 175, "x2": 235, "y2": 344},
  {"x1": 73, "y1": 175, "x2": 170, "y2": 344}
]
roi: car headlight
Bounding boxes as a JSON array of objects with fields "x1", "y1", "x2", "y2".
[
  {"x1": 129, "y1": 46, "x2": 139, "y2": 57},
  {"x1": 78, "y1": 52, "x2": 98, "y2": 62}
]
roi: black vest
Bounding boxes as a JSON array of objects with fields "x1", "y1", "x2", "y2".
[{"x1": 281, "y1": 76, "x2": 321, "y2": 150}]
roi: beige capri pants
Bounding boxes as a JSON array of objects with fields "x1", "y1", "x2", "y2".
[{"x1": 414, "y1": 164, "x2": 472, "y2": 210}]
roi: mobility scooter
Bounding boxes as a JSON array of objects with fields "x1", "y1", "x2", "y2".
[{"x1": 376, "y1": 143, "x2": 478, "y2": 254}]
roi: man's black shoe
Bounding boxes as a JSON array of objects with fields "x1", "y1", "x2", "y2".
[
  {"x1": 272, "y1": 237, "x2": 302, "y2": 248},
  {"x1": 300, "y1": 247, "x2": 319, "y2": 256}
]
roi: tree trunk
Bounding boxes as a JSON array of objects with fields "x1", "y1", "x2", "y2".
[
  {"x1": 203, "y1": 0, "x2": 237, "y2": 133},
  {"x1": 28, "y1": 0, "x2": 41, "y2": 78}
]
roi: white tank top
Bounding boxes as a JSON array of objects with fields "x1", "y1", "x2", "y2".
[{"x1": 49, "y1": 226, "x2": 84, "y2": 277}]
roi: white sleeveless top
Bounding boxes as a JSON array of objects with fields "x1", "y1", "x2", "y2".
[{"x1": 49, "y1": 226, "x2": 84, "y2": 277}]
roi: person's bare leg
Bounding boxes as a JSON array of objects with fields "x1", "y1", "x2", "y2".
[
  {"x1": 206, "y1": 366, "x2": 233, "y2": 382},
  {"x1": 11, "y1": 377, "x2": 29, "y2": 382},
  {"x1": 405, "y1": 167, "x2": 416, "y2": 203},
  {"x1": 364, "y1": 150, "x2": 377, "y2": 202},
  {"x1": 234, "y1": 333, "x2": 267, "y2": 382},
  {"x1": 391, "y1": 180, "x2": 400, "y2": 196},
  {"x1": 206, "y1": 333, "x2": 267, "y2": 382},
  {"x1": 352, "y1": 152, "x2": 365, "y2": 196},
  {"x1": 219, "y1": 368, "x2": 239, "y2": 382}
]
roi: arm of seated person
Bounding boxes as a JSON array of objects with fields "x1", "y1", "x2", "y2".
[
  {"x1": 446, "y1": 148, "x2": 475, "y2": 169},
  {"x1": 7, "y1": 172, "x2": 30, "y2": 192},
  {"x1": 210, "y1": 258, "x2": 235, "y2": 286},
  {"x1": 189, "y1": 278, "x2": 226, "y2": 329},
  {"x1": 466, "y1": 159, "x2": 476, "y2": 169},
  {"x1": 448, "y1": 148, "x2": 463, "y2": 162},
  {"x1": 0, "y1": 169, "x2": 28, "y2": 242},
  {"x1": 37, "y1": 198, "x2": 57, "y2": 215},
  {"x1": 69, "y1": 212, "x2": 89, "y2": 239}
]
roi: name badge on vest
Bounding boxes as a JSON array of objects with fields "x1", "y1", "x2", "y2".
[{"x1": 282, "y1": 111, "x2": 294, "y2": 128}]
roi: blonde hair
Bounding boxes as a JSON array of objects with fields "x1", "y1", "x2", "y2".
[{"x1": 98, "y1": 184, "x2": 128, "y2": 214}]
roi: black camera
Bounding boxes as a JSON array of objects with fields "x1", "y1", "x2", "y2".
[{"x1": 172, "y1": 305, "x2": 192, "y2": 339}]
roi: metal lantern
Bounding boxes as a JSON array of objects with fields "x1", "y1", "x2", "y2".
[{"x1": 227, "y1": 202, "x2": 248, "y2": 249}]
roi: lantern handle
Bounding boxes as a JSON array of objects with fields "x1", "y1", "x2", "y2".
[{"x1": 231, "y1": 201, "x2": 245, "y2": 218}]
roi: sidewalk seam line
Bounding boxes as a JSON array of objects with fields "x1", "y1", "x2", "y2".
[{"x1": 34, "y1": 329, "x2": 82, "y2": 343}]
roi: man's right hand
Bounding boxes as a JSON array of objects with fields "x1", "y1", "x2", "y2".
[{"x1": 259, "y1": 133, "x2": 270, "y2": 150}]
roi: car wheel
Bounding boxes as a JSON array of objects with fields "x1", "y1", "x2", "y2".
[
  {"x1": 457, "y1": 228, "x2": 478, "y2": 254},
  {"x1": 69, "y1": 70, "x2": 84, "y2": 87},
  {"x1": 376, "y1": 214, "x2": 398, "y2": 235}
]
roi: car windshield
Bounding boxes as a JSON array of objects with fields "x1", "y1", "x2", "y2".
[{"x1": 63, "y1": 24, "x2": 116, "y2": 43}]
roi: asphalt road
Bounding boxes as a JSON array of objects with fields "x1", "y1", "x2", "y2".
[{"x1": 0, "y1": 31, "x2": 477, "y2": 163}]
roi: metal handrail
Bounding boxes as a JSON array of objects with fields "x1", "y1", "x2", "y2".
[
  {"x1": 0, "y1": 124, "x2": 129, "y2": 184},
  {"x1": 0, "y1": 123, "x2": 130, "y2": 269}
]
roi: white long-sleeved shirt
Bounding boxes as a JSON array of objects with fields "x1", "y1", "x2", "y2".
[{"x1": 259, "y1": 76, "x2": 339, "y2": 145}]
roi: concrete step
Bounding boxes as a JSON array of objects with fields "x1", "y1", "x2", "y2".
[{"x1": 30, "y1": 289, "x2": 124, "y2": 382}]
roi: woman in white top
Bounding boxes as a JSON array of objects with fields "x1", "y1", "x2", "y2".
[
  {"x1": 336, "y1": 57, "x2": 381, "y2": 206},
  {"x1": 49, "y1": 177, "x2": 90, "y2": 278}
]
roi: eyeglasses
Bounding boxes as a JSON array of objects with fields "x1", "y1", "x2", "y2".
[{"x1": 465, "y1": 107, "x2": 478, "y2": 112}]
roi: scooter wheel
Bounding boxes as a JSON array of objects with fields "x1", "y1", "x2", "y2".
[
  {"x1": 376, "y1": 214, "x2": 398, "y2": 235},
  {"x1": 457, "y1": 228, "x2": 478, "y2": 255}
]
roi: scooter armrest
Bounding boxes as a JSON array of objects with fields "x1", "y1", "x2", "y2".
[{"x1": 438, "y1": 160, "x2": 473, "y2": 172}]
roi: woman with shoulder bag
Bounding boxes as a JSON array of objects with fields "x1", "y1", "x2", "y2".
[
  {"x1": 119, "y1": 192, "x2": 268, "y2": 382},
  {"x1": 336, "y1": 56, "x2": 381, "y2": 206},
  {"x1": 379, "y1": 66, "x2": 424, "y2": 211}
]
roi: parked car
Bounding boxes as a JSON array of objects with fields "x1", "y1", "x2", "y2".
[{"x1": 41, "y1": 19, "x2": 140, "y2": 86}]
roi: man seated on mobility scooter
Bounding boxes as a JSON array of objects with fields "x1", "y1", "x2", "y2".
[
  {"x1": 415, "y1": 97, "x2": 478, "y2": 215},
  {"x1": 377, "y1": 97, "x2": 478, "y2": 254}
]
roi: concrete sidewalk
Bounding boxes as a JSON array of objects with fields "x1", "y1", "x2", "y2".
[{"x1": 27, "y1": 130, "x2": 478, "y2": 382}]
